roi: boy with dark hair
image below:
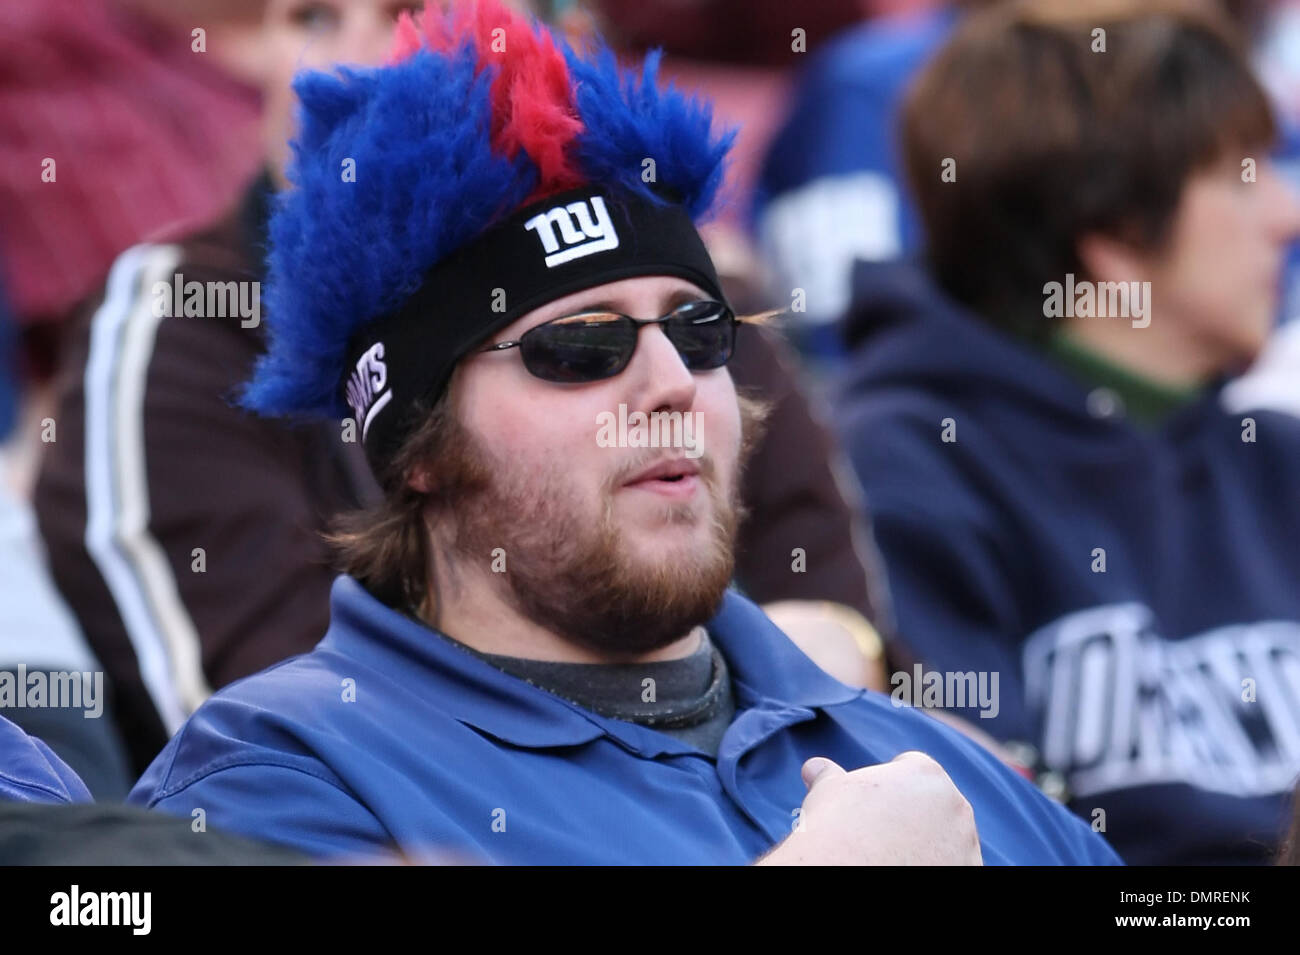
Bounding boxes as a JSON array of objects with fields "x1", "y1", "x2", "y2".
[{"x1": 836, "y1": 0, "x2": 1300, "y2": 863}]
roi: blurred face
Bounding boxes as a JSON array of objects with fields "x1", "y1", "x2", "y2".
[
  {"x1": 261, "y1": 0, "x2": 421, "y2": 186},
  {"x1": 1143, "y1": 153, "x2": 1300, "y2": 369},
  {"x1": 425, "y1": 275, "x2": 749, "y2": 656}
]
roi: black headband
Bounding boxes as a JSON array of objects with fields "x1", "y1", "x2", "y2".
[{"x1": 340, "y1": 184, "x2": 726, "y2": 471}]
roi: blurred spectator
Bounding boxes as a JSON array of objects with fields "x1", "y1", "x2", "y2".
[
  {"x1": 754, "y1": 0, "x2": 1300, "y2": 371},
  {"x1": 0, "y1": 287, "x2": 132, "y2": 799},
  {"x1": 834, "y1": 0, "x2": 1300, "y2": 863},
  {"x1": 751, "y1": 3, "x2": 962, "y2": 363},
  {"x1": 0, "y1": 0, "x2": 263, "y2": 377},
  {"x1": 0, "y1": 481, "x2": 134, "y2": 799},
  {"x1": 32, "y1": 0, "x2": 410, "y2": 777}
]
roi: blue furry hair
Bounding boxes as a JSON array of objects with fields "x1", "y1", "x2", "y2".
[{"x1": 242, "y1": 2, "x2": 735, "y2": 421}]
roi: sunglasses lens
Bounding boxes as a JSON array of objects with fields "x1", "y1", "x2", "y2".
[
  {"x1": 520, "y1": 314, "x2": 636, "y2": 383},
  {"x1": 665, "y1": 301, "x2": 736, "y2": 370},
  {"x1": 514, "y1": 302, "x2": 736, "y2": 383}
]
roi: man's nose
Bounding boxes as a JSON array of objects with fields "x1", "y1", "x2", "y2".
[{"x1": 623, "y1": 324, "x2": 697, "y2": 414}]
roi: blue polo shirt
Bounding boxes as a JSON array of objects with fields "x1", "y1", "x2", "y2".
[{"x1": 129, "y1": 576, "x2": 1121, "y2": 864}]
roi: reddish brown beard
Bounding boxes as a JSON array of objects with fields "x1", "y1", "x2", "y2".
[{"x1": 424, "y1": 398, "x2": 764, "y2": 657}]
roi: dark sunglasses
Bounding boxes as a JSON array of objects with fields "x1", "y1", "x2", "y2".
[{"x1": 480, "y1": 299, "x2": 738, "y2": 383}]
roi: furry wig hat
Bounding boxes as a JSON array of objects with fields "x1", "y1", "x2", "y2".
[{"x1": 242, "y1": 0, "x2": 736, "y2": 469}]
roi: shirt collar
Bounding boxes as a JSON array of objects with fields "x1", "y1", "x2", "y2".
[{"x1": 322, "y1": 576, "x2": 862, "y2": 756}]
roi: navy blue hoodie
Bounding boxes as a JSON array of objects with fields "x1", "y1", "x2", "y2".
[{"x1": 834, "y1": 261, "x2": 1300, "y2": 865}]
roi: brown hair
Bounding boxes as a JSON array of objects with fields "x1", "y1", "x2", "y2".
[
  {"x1": 326, "y1": 392, "x2": 459, "y2": 614},
  {"x1": 900, "y1": 0, "x2": 1275, "y2": 333}
]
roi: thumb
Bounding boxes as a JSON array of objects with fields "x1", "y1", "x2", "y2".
[{"x1": 801, "y1": 756, "x2": 846, "y2": 790}]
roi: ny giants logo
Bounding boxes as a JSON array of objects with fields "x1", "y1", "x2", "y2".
[{"x1": 524, "y1": 195, "x2": 620, "y2": 267}]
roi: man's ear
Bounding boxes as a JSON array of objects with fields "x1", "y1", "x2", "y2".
[{"x1": 1076, "y1": 231, "x2": 1149, "y2": 286}]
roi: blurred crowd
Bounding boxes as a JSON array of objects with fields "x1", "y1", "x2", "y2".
[{"x1": 2, "y1": 0, "x2": 1300, "y2": 865}]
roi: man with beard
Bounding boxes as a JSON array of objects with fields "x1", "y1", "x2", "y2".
[
  {"x1": 37, "y1": 0, "x2": 892, "y2": 781},
  {"x1": 128, "y1": 0, "x2": 1119, "y2": 865}
]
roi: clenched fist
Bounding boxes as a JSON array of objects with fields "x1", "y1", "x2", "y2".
[{"x1": 756, "y1": 751, "x2": 984, "y2": 865}]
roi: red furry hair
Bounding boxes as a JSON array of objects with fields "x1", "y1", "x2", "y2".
[{"x1": 390, "y1": 0, "x2": 585, "y2": 203}]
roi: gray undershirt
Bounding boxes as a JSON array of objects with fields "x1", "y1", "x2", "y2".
[{"x1": 445, "y1": 627, "x2": 736, "y2": 756}]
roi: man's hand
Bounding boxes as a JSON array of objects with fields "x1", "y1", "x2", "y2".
[{"x1": 756, "y1": 752, "x2": 984, "y2": 865}]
